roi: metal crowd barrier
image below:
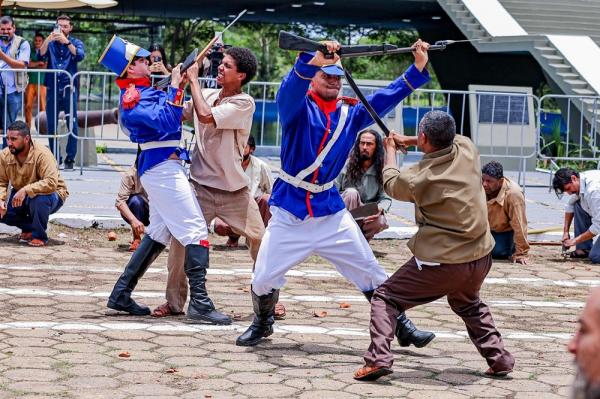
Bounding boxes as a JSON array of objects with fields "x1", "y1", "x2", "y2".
[{"x1": 2, "y1": 66, "x2": 599, "y2": 185}]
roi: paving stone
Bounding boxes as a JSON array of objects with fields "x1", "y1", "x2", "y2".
[
  {"x1": 3, "y1": 368, "x2": 61, "y2": 382},
  {"x1": 234, "y1": 384, "x2": 299, "y2": 397}
]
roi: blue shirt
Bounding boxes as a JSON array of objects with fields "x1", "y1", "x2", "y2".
[
  {"x1": 42, "y1": 36, "x2": 84, "y2": 88},
  {"x1": 270, "y1": 53, "x2": 430, "y2": 220},
  {"x1": 117, "y1": 78, "x2": 184, "y2": 176},
  {"x1": 0, "y1": 36, "x2": 30, "y2": 94}
]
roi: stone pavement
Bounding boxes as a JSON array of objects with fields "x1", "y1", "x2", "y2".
[{"x1": 0, "y1": 227, "x2": 594, "y2": 398}]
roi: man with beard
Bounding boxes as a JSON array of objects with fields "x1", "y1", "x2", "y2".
[
  {"x1": 481, "y1": 161, "x2": 529, "y2": 264},
  {"x1": 569, "y1": 288, "x2": 600, "y2": 399},
  {"x1": 336, "y1": 129, "x2": 390, "y2": 241},
  {"x1": 236, "y1": 39, "x2": 435, "y2": 348},
  {"x1": 0, "y1": 120, "x2": 68, "y2": 246}
]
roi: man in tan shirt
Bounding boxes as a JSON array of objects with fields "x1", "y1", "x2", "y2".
[
  {"x1": 151, "y1": 47, "x2": 266, "y2": 318},
  {"x1": 354, "y1": 111, "x2": 514, "y2": 381},
  {"x1": 214, "y1": 135, "x2": 273, "y2": 247},
  {"x1": 0, "y1": 120, "x2": 68, "y2": 246},
  {"x1": 115, "y1": 164, "x2": 148, "y2": 252},
  {"x1": 482, "y1": 161, "x2": 529, "y2": 264}
]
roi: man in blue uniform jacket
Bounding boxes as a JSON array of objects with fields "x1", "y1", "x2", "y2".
[
  {"x1": 237, "y1": 39, "x2": 436, "y2": 346},
  {"x1": 98, "y1": 36, "x2": 230, "y2": 325}
]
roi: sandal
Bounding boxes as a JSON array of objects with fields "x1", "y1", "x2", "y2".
[
  {"x1": 28, "y1": 238, "x2": 46, "y2": 247},
  {"x1": 274, "y1": 302, "x2": 286, "y2": 320},
  {"x1": 353, "y1": 365, "x2": 393, "y2": 381},
  {"x1": 151, "y1": 302, "x2": 184, "y2": 318},
  {"x1": 19, "y1": 232, "x2": 32, "y2": 243}
]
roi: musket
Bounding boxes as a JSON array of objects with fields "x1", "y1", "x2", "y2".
[
  {"x1": 343, "y1": 69, "x2": 407, "y2": 153},
  {"x1": 278, "y1": 31, "x2": 481, "y2": 58},
  {"x1": 154, "y1": 9, "x2": 247, "y2": 90}
]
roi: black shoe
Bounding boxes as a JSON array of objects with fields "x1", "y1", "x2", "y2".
[
  {"x1": 64, "y1": 160, "x2": 74, "y2": 170},
  {"x1": 107, "y1": 236, "x2": 165, "y2": 315},
  {"x1": 107, "y1": 300, "x2": 150, "y2": 316},
  {"x1": 236, "y1": 289, "x2": 279, "y2": 347},
  {"x1": 184, "y1": 244, "x2": 232, "y2": 325},
  {"x1": 396, "y1": 312, "x2": 435, "y2": 348}
]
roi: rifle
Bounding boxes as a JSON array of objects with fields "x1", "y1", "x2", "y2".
[
  {"x1": 278, "y1": 31, "x2": 480, "y2": 58},
  {"x1": 154, "y1": 9, "x2": 247, "y2": 90}
]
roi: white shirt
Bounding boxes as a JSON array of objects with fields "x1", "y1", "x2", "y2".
[
  {"x1": 565, "y1": 170, "x2": 600, "y2": 235},
  {"x1": 245, "y1": 155, "x2": 273, "y2": 199}
]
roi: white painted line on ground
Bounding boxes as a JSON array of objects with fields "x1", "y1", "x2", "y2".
[
  {"x1": 1, "y1": 263, "x2": 598, "y2": 287},
  {"x1": 0, "y1": 320, "x2": 573, "y2": 340},
  {"x1": 0, "y1": 287, "x2": 585, "y2": 309}
]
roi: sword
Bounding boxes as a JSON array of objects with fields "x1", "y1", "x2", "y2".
[
  {"x1": 343, "y1": 69, "x2": 407, "y2": 153},
  {"x1": 155, "y1": 9, "x2": 247, "y2": 89}
]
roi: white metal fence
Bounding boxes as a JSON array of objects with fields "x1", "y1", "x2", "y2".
[{"x1": 0, "y1": 67, "x2": 598, "y2": 182}]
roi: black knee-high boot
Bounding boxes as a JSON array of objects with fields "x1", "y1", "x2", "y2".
[
  {"x1": 236, "y1": 289, "x2": 279, "y2": 346},
  {"x1": 107, "y1": 235, "x2": 165, "y2": 315},
  {"x1": 185, "y1": 243, "x2": 231, "y2": 325}
]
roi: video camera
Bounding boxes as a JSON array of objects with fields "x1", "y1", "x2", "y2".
[{"x1": 205, "y1": 43, "x2": 231, "y2": 79}]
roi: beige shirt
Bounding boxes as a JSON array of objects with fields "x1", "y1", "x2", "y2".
[
  {"x1": 487, "y1": 178, "x2": 529, "y2": 257},
  {"x1": 115, "y1": 166, "x2": 148, "y2": 208},
  {"x1": 383, "y1": 135, "x2": 494, "y2": 264},
  {"x1": 245, "y1": 155, "x2": 273, "y2": 199},
  {"x1": 0, "y1": 142, "x2": 68, "y2": 203},
  {"x1": 184, "y1": 89, "x2": 255, "y2": 191}
]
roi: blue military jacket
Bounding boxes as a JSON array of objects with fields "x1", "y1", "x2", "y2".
[
  {"x1": 270, "y1": 52, "x2": 430, "y2": 219},
  {"x1": 116, "y1": 77, "x2": 184, "y2": 176}
]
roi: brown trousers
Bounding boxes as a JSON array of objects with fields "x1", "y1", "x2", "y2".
[
  {"x1": 214, "y1": 194, "x2": 271, "y2": 240},
  {"x1": 165, "y1": 182, "x2": 265, "y2": 312},
  {"x1": 363, "y1": 254, "x2": 514, "y2": 372},
  {"x1": 24, "y1": 83, "x2": 46, "y2": 128},
  {"x1": 341, "y1": 188, "x2": 388, "y2": 241}
]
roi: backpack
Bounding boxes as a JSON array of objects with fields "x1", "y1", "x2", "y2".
[{"x1": 8, "y1": 35, "x2": 28, "y2": 92}]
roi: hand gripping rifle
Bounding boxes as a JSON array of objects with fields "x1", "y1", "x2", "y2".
[
  {"x1": 154, "y1": 9, "x2": 247, "y2": 90},
  {"x1": 278, "y1": 31, "x2": 480, "y2": 58}
]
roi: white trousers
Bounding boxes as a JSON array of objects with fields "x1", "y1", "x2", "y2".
[
  {"x1": 252, "y1": 206, "x2": 388, "y2": 296},
  {"x1": 140, "y1": 160, "x2": 208, "y2": 246}
]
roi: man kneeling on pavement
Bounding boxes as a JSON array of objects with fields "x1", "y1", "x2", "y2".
[
  {"x1": 336, "y1": 128, "x2": 390, "y2": 241},
  {"x1": 115, "y1": 164, "x2": 149, "y2": 252},
  {"x1": 554, "y1": 167, "x2": 600, "y2": 263},
  {"x1": 0, "y1": 120, "x2": 68, "y2": 246},
  {"x1": 481, "y1": 161, "x2": 529, "y2": 264}
]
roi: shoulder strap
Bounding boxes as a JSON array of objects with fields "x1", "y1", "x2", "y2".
[
  {"x1": 8, "y1": 35, "x2": 22, "y2": 59},
  {"x1": 295, "y1": 103, "x2": 349, "y2": 181}
]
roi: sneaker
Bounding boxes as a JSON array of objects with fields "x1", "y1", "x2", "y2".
[
  {"x1": 64, "y1": 160, "x2": 74, "y2": 170},
  {"x1": 18, "y1": 232, "x2": 33, "y2": 243},
  {"x1": 28, "y1": 238, "x2": 46, "y2": 247}
]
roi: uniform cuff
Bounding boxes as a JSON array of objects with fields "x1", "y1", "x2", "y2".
[
  {"x1": 403, "y1": 64, "x2": 431, "y2": 91},
  {"x1": 294, "y1": 52, "x2": 319, "y2": 80},
  {"x1": 167, "y1": 87, "x2": 184, "y2": 107}
]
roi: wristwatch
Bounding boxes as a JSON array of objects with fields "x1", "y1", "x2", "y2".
[{"x1": 66, "y1": 41, "x2": 72, "y2": 46}]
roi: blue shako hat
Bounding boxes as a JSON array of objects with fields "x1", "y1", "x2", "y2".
[
  {"x1": 98, "y1": 35, "x2": 151, "y2": 77},
  {"x1": 305, "y1": 51, "x2": 345, "y2": 76}
]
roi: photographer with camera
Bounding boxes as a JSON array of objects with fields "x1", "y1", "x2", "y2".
[
  {"x1": 148, "y1": 43, "x2": 171, "y2": 77},
  {"x1": 0, "y1": 16, "x2": 30, "y2": 148},
  {"x1": 40, "y1": 15, "x2": 84, "y2": 170}
]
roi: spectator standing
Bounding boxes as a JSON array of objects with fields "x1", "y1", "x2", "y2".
[
  {"x1": 40, "y1": 15, "x2": 84, "y2": 170},
  {"x1": 25, "y1": 32, "x2": 46, "y2": 129},
  {"x1": 0, "y1": 15, "x2": 30, "y2": 148}
]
